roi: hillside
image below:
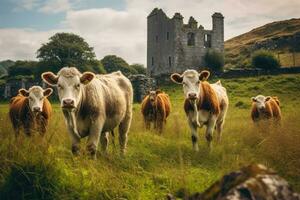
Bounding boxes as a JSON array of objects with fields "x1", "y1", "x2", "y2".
[
  {"x1": 0, "y1": 60, "x2": 14, "y2": 78},
  {"x1": 225, "y1": 18, "x2": 300, "y2": 68}
]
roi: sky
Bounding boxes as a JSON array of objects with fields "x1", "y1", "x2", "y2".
[{"x1": 0, "y1": 0, "x2": 299, "y2": 65}]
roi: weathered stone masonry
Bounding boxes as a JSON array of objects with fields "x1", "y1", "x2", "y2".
[{"x1": 147, "y1": 8, "x2": 224, "y2": 77}]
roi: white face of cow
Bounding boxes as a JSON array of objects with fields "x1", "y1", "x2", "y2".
[
  {"x1": 19, "y1": 86, "x2": 53, "y2": 113},
  {"x1": 171, "y1": 70, "x2": 210, "y2": 102},
  {"x1": 252, "y1": 95, "x2": 271, "y2": 111},
  {"x1": 41, "y1": 67, "x2": 95, "y2": 111}
]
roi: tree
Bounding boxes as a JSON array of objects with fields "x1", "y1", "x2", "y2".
[
  {"x1": 251, "y1": 50, "x2": 280, "y2": 69},
  {"x1": 8, "y1": 61, "x2": 38, "y2": 79},
  {"x1": 36, "y1": 32, "x2": 97, "y2": 73},
  {"x1": 204, "y1": 50, "x2": 224, "y2": 72},
  {"x1": 101, "y1": 55, "x2": 137, "y2": 76},
  {"x1": 130, "y1": 63, "x2": 146, "y2": 74}
]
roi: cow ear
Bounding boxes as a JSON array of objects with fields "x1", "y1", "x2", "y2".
[
  {"x1": 170, "y1": 73, "x2": 183, "y2": 84},
  {"x1": 199, "y1": 70, "x2": 210, "y2": 81},
  {"x1": 42, "y1": 72, "x2": 58, "y2": 86},
  {"x1": 43, "y1": 88, "x2": 53, "y2": 97},
  {"x1": 80, "y1": 72, "x2": 95, "y2": 85},
  {"x1": 19, "y1": 89, "x2": 29, "y2": 97},
  {"x1": 156, "y1": 89, "x2": 162, "y2": 94},
  {"x1": 265, "y1": 96, "x2": 271, "y2": 102},
  {"x1": 251, "y1": 97, "x2": 257, "y2": 102}
]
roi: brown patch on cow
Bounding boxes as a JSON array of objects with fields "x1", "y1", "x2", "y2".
[
  {"x1": 9, "y1": 94, "x2": 52, "y2": 136},
  {"x1": 251, "y1": 97, "x2": 281, "y2": 122},
  {"x1": 198, "y1": 81, "x2": 220, "y2": 115},
  {"x1": 141, "y1": 92, "x2": 171, "y2": 132},
  {"x1": 183, "y1": 81, "x2": 220, "y2": 115}
]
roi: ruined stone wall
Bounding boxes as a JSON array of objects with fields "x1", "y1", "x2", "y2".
[
  {"x1": 147, "y1": 8, "x2": 224, "y2": 77},
  {"x1": 128, "y1": 74, "x2": 157, "y2": 103}
]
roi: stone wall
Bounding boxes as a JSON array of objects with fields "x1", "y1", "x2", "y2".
[
  {"x1": 129, "y1": 74, "x2": 157, "y2": 103},
  {"x1": 147, "y1": 8, "x2": 224, "y2": 77}
]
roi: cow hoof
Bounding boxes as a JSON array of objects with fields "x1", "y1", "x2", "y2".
[{"x1": 193, "y1": 145, "x2": 199, "y2": 152}]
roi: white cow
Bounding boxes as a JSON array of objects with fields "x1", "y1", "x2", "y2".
[
  {"x1": 42, "y1": 67, "x2": 133, "y2": 158},
  {"x1": 171, "y1": 70, "x2": 229, "y2": 151}
]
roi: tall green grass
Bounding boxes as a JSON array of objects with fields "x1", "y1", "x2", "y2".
[{"x1": 0, "y1": 74, "x2": 299, "y2": 199}]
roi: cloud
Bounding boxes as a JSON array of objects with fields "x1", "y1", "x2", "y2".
[
  {"x1": 0, "y1": 28, "x2": 61, "y2": 60},
  {"x1": 13, "y1": 0, "x2": 76, "y2": 14},
  {"x1": 2, "y1": 0, "x2": 300, "y2": 65},
  {"x1": 39, "y1": 0, "x2": 73, "y2": 14}
]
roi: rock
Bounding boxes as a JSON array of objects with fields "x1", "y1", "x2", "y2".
[{"x1": 168, "y1": 164, "x2": 300, "y2": 200}]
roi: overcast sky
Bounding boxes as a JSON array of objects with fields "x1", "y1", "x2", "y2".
[{"x1": 0, "y1": 0, "x2": 299, "y2": 65}]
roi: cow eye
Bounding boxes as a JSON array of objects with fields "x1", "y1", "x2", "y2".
[
  {"x1": 75, "y1": 84, "x2": 80, "y2": 89},
  {"x1": 29, "y1": 97, "x2": 33, "y2": 101},
  {"x1": 40, "y1": 97, "x2": 43, "y2": 100},
  {"x1": 197, "y1": 80, "x2": 200, "y2": 84},
  {"x1": 58, "y1": 84, "x2": 63, "y2": 89}
]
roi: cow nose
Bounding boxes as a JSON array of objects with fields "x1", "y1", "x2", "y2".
[
  {"x1": 188, "y1": 93, "x2": 197, "y2": 99},
  {"x1": 33, "y1": 107, "x2": 41, "y2": 112},
  {"x1": 63, "y1": 99, "x2": 74, "y2": 107}
]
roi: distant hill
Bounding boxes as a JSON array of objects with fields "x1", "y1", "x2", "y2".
[
  {"x1": 225, "y1": 18, "x2": 300, "y2": 68},
  {"x1": 0, "y1": 60, "x2": 15, "y2": 78}
]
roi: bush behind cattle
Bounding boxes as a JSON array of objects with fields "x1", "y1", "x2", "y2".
[{"x1": 0, "y1": 74, "x2": 300, "y2": 199}]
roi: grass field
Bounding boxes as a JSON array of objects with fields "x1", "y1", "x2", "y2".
[{"x1": 0, "y1": 74, "x2": 300, "y2": 199}]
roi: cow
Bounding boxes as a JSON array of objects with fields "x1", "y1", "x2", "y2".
[
  {"x1": 251, "y1": 95, "x2": 281, "y2": 122},
  {"x1": 141, "y1": 90, "x2": 171, "y2": 133},
  {"x1": 171, "y1": 70, "x2": 229, "y2": 151},
  {"x1": 41, "y1": 67, "x2": 133, "y2": 158},
  {"x1": 9, "y1": 86, "x2": 53, "y2": 137}
]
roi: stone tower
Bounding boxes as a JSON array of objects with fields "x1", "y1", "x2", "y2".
[{"x1": 147, "y1": 8, "x2": 224, "y2": 77}]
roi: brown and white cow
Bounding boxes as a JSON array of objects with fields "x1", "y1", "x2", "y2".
[
  {"x1": 42, "y1": 67, "x2": 133, "y2": 158},
  {"x1": 141, "y1": 90, "x2": 171, "y2": 133},
  {"x1": 9, "y1": 86, "x2": 53, "y2": 137},
  {"x1": 251, "y1": 95, "x2": 281, "y2": 122},
  {"x1": 171, "y1": 70, "x2": 229, "y2": 151}
]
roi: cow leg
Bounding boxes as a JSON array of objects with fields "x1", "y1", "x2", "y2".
[
  {"x1": 188, "y1": 119, "x2": 199, "y2": 151},
  {"x1": 86, "y1": 122, "x2": 103, "y2": 159},
  {"x1": 156, "y1": 116, "x2": 164, "y2": 134},
  {"x1": 216, "y1": 120, "x2": 224, "y2": 143},
  {"x1": 206, "y1": 117, "x2": 217, "y2": 149},
  {"x1": 145, "y1": 119, "x2": 151, "y2": 130},
  {"x1": 100, "y1": 131, "x2": 109, "y2": 153},
  {"x1": 119, "y1": 111, "x2": 132, "y2": 155},
  {"x1": 69, "y1": 130, "x2": 81, "y2": 155}
]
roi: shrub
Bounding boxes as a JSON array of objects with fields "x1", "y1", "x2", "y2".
[
  {"x1": 251, "y1": 50, "x2": 280, "y2": 69},
  {"x1": 204, "y1": 50, "x2": 224, "y2": 72}
]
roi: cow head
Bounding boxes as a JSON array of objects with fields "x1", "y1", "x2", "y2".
[
  {"x1": 19, "y1": 86, "x2": 53, "y2": 114},
  {"x1": 251, "y1": 95, "x2": 271, "y2": 111},
  {"x1": 171, "y1": 69, "x2": 210, "y2": 102},
  {"x1": 148, "y1": 90, "x2": 161, "y2": 106},
  {"x1": 41, "y1": 67, "x2": 95, "y2": 111}
]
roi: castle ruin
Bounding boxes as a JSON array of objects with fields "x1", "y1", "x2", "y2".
[{"x1": 147, "y1": 8, "x2": 224, "y2": 77}]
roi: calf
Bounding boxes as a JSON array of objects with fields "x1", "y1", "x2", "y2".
[
  {"x1": 42, "y1": 67, "x2": 133, "y2": 158},
  {"x1": 141, "y1": 90, "x2": 171, "y2": 133},
  {"x1": 251, "y1": 95, "x2": 281, "y2": 122},
  {"x1": 171, "y1": 70, "x2": 229, "y2": 150},
  {"x1": 9, "y1": 86, "x2": 53, "y2": 137}
]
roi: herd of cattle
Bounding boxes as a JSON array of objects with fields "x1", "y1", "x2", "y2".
[{"x1": 8, "y1": 67, "x2": 282, "y2": 158}]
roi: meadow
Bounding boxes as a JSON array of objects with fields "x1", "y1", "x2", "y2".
[{"x1": 0, "y1": 74, "x2": 300, "y2": 200}]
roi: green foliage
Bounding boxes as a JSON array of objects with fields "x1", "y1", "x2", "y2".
[
  {"x1": 8, "y1": 60, "x2": 39, "y2": 79},
  {"x1": 251, "y1": 50, "x2": 280, "y2": 69},
  {"x1": 130, "y1": 63, "x2": 146, "y2": 74},
  {"x1": 36, "y1": 32, "x2": 97, "y2": 74},
  {"x1": 204, "y1": 50, "x2": 224, "y2": 72},
  {"x1": 0, "y1": 161, "x2": 61, "y2": 200},
  {"x1": 101, "y1": 55, "x2": 137, "y2": 76}
]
